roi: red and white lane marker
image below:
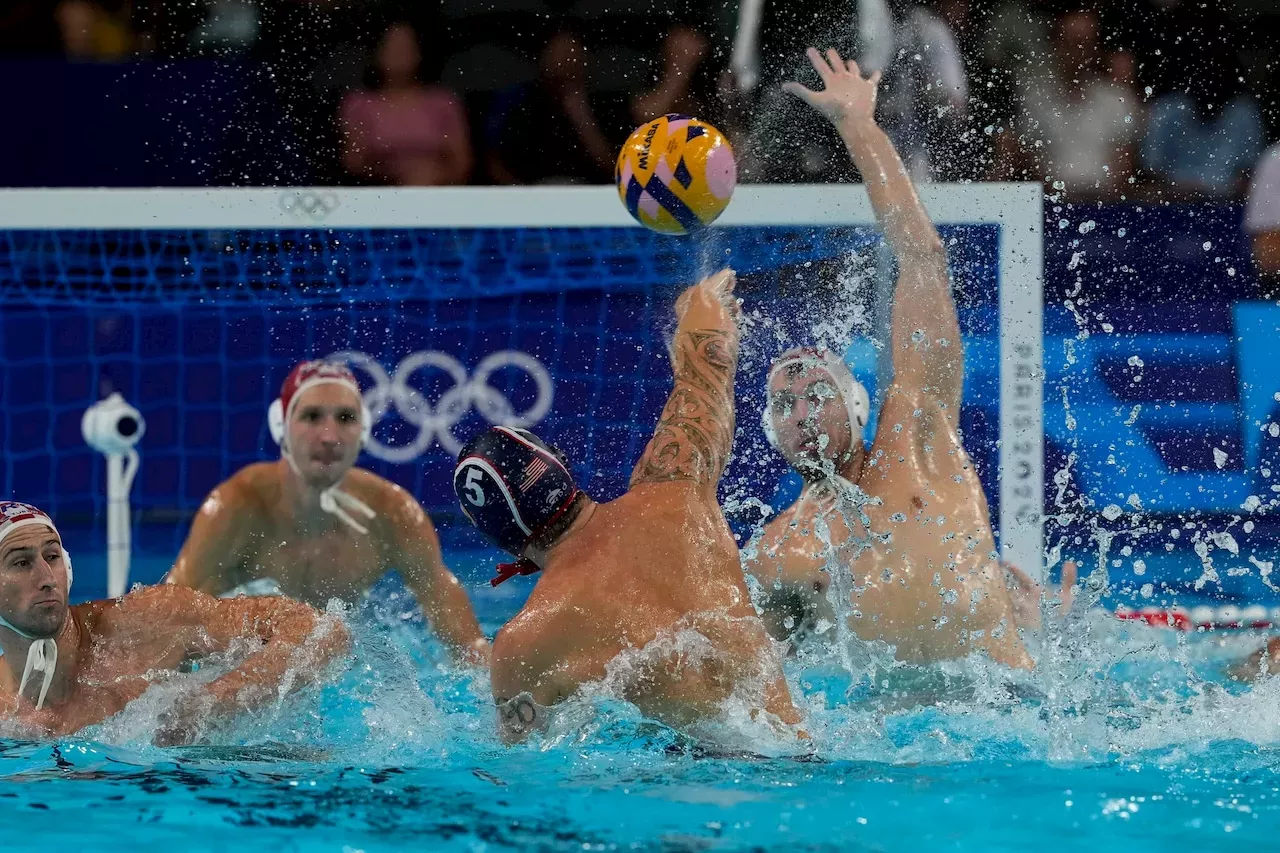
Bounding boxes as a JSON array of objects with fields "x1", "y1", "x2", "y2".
[{"x1": 1113, "y1": 604, "x2": 1280, "y2": 631}]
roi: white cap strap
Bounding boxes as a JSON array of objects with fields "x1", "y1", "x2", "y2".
[
  {"x1": 319, "y1": 488, "x2": 377, "y2": 536},
  {"x1": 19, "y1": 639, "x2": 56, "y2": 710},
  {"x1": 0, "y1": 614, "x2": 58, "y2": 710}
]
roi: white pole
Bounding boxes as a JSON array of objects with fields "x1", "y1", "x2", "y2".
[
  {"x1": 996, "y1": 183, "x2": 1046, "y2": 581},
  {"x1": 83, "y1": 393, "x2": 145, "y2": 599},
  {"x1": 106, "y1": 450, "x2": 140, "y2": 598}
]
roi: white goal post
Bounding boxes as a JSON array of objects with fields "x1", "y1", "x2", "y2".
[{"x1": 0, "y1": 183, "x2": 1045, "y2": 580}]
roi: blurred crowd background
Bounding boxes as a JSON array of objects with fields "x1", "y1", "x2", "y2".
[{"x1": 1, "y1": 0, "x2": 1279, "y2": 210}]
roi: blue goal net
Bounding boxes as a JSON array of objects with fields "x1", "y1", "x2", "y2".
[{"x1": 0, "y1": 192, "x2": 1012, "y2": 569}]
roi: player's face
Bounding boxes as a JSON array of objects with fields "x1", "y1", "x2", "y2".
[
  {"x1": 288, "y1": 384, "x2": 363, "y2": 486},
  {"x1": 767, "y1": 366, "x2": 857, "y2": 478},
  {"x1": 0, "y1": 525, "x2": 69, "y2": 639}
]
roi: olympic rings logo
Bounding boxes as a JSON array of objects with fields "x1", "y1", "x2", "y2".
[
  {"x1": 329, "y1": 350, "x2": 554, "y2": 462},
  {"x1": 279, "y1": 190, "x2": 340, "y2": 221}
]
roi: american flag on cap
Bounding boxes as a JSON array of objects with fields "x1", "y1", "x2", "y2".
[{"x1": 520, "y1": 456, "x2": 550, "y2": 492}]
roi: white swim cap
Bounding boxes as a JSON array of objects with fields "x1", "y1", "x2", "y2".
[
  {"x1": 762, "y1": 347, "x2": 870, "y2": 451},
  {"x1": 268, "y1": 360, "x2": 377, "y2": 534},
  {"x1": 0, "y1": 501, "x2": 73, "y2": 710}
]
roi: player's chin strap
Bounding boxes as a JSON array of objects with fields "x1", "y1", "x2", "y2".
[
  {"x1": 282, "y1": 449, "x2": 377, "y2": 535},
  {"x1": 491, "y1": 558, "x2": 542, "y2": 587},
  {"x1": 318, "y1": 487, "x2": 377, "y2": 536},
  {"x1": 489, "y1": 489, "x2": 584, "y2": 587},
  {"x1": 0, "y1": 615, "x2": 58, "y2": 710}
]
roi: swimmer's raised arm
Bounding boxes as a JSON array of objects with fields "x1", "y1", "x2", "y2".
[
  {"x1": 387, "y1": 488, "x2": 490, "y2": 666},
  {"x1": 146, "y1": 585, "x2": 350, "y2": 745},
  {"x1": 785, "y1": 49, "x2": 962, "y2": 411},
  {"x1": 630, "y1": 269, "x2": 741, "y2": 493},
  {"x1": 167, "y1": 475, "x2": 264, "y2": 594}
]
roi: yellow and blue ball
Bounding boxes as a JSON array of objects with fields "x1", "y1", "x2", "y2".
[{"x1": 615, "y1": 114, "x2": 736, "y2": 235}]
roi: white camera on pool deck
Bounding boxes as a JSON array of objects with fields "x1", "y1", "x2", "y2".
[{"x1": 82, "y1": 393, "x2": 146, "y2": 455}]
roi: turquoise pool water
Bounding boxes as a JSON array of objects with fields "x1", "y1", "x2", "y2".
[{"x1": 3, "y1": 552, "x2": 1280, "y2": 851}]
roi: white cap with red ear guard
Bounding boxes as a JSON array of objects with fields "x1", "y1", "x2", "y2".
[
  {"x1": 269, "y1": 360, "x2": 372, "y2": 448},
  {"x1": 269, "y1": 360, "x2": 377, "y2": 534},
  {"x1": 0, "y1": 501, "x2": 72, "y2": 710},
  {"x1": 762, "y1": 347, "x2": 870, "y2": 451}
]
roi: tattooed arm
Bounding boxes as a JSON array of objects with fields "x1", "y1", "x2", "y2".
[
  {"x1": 630, "y1": 269, "x2": 741, "y2": 493},
  {"x1": 491, "y1": 627, "x2": 561, "y2": 743},
  {"x1": 494, "y1": 692, "x2": 553, "y2": 743}
]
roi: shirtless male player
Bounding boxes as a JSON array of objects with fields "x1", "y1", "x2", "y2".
[
  {"x1": 166, "y1": 360, "x2": 487, "y2": 664},
  {"x1": 0, "y1": 501, "x2": 347, "y2": 744},
  {"x1": 453, "y1": 270, "x2": 803, "y2": 741},
  {"x1": 746, "y1": 48, "x2": 1031, "y2": 670}
]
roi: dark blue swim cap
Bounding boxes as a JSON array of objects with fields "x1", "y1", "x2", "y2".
[{"x1": 454, "y1": 426, "x2": 580, "y2": 560}]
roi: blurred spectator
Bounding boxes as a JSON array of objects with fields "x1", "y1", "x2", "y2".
[
  {"x1": 1140, "y1": 40, "x2": 1263, "y2": 199},
  {"x1": 561, "y1": 2, "x2": 726, "y2": 157},
  {"x1": 1245, "y1": 144, "x2": 1280, "y2": 280},
  {"x1": 726, "y1": 0, "x2": 893, "y2": 182},
  {"x1": 56, "y1": 0, "x2": 132, "y2": 60},
  {"x1": 726, "y1": 0, "x2": 966, "y2": 181},
  {"x1": 876, "y1": 0, "x2": 969, "y2": 179},
  {"x1": 975, "y1": 0, "x2": 1048, "y2": 76},
  {"x1": 338, "y1": 21, "x2": 472, "y2": 186},
  {"x1": 630, "y1": 25, "x2": 711, "y2": 125},
  {"x1": 486, "y1": 30, "x2": 614, "y2": 185},
  {"x1": 997, "y1": 9, "x2": 1141, "y2": 199}
]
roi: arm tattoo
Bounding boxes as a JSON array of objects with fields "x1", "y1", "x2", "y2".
[
  {"x1": 495, "y1": 692, "x2": 548, "y2": 737},
  {"x1": 632, "y1": 328, "x2": 737, "y2": 487}
]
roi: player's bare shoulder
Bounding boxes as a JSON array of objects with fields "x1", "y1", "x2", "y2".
[
  {"x1": 339, "y1": 467, "x2": 437, "y2": 541},
  {"x1": 202, "y1": 463, "x2": 278, "y2": 522},
  {"x1": 338, "y1": 468, "x2": 417, "y2": 517}
]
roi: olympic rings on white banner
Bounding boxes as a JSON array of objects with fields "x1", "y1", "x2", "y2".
[
  {"x1": 279, "y1": 190, "x2": 340, "y2": 221},
  {"x1": 328, "y1": 350, "x2": 554, "y2": 462}
]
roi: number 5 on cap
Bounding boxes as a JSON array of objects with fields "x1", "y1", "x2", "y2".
[{"x1": 463, "y1": 467, "x2": 486, "y2": 506}]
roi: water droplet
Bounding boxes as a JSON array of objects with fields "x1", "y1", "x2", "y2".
[{"x1": 1211, "y1": 531, "x2": 1239, "y2": 556}]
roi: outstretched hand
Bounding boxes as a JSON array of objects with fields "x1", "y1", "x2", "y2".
[
  {"x1": 783, "y1": 47, "x2": 881, "y2": 126},
  {"x1": 675, "y1": 268, "x2": 740, "y2": 333},
  {"x1": 1005, "y1": 560, "x2": 1078, "y2": 632}
]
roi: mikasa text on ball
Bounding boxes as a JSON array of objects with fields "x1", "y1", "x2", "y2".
[{"x1": 615, "y1": 114, "x2": 737, "y2": 235}]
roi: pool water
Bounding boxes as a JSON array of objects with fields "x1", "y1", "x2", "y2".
[{"x1": 4, "y1": 551, "x2": 1280, "y2": 851}]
